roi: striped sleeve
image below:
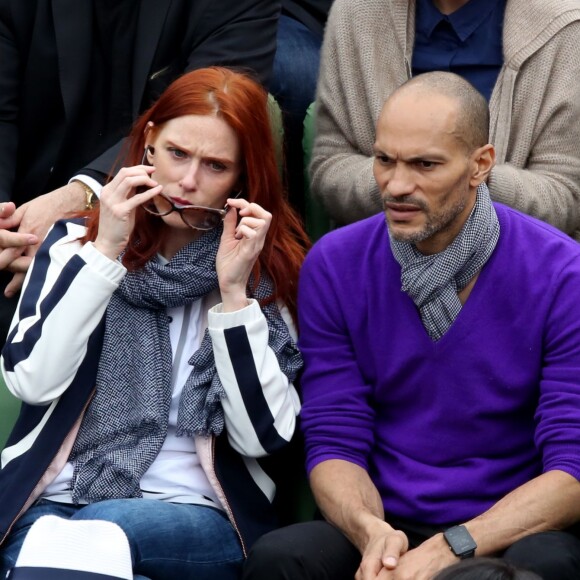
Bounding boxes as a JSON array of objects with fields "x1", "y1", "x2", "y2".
[
  {"x1": 208, "y1": 299, "x2": 301, "y2": 458},
  {"x1": 1, "y1": 220, "x2": 125, "y2": 405}
]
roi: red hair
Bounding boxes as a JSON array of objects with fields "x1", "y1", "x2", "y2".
[{"x1": 84, "y1": 67, "x2": 310, "y2": 320}]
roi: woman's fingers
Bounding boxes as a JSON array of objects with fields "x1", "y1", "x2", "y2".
[
  {"x1": 234, "y1": 224, "x2": 261, "y2": 241},
  {"x1": 95, "y1": 164, "x2": 161, "y2": 260},
  {"x1": 102, "y1": 167, "x2": 157, "y2": 202},
  {"x1": 222, "y1": 205, "x2": 238, "y2": 233},
  {"x1": 124, "y1": 184, "x2": 163, "y2": 211},
  {"x1": 235, "y1": 216, "x2": 266, "y2": 229},
  {"x1": 227, "y1": 198, "x2": 272, "y2": 220},
  {"x1": 108, "y1": 164, "x2": 156, "y2": 184},
  {"x1": 226, "y1": 199, "x2": 271, "y2": 242}
]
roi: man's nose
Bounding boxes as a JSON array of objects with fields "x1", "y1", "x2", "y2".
[{"x1": 386, "y1": 163, "x2": 415, "y2": 198}]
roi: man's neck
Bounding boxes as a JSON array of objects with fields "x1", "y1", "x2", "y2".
[{"x1": 432, "y1": 0, "x2": 471, "y2": 15}]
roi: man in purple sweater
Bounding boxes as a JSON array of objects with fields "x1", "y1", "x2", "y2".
[{"x1": 243, "y1": 72, "x2": 580, "y2": 580}]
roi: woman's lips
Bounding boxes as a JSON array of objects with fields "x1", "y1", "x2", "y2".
[
  {"x1": 168, "y1": 195, "x2": 193, "y2": 206},
  {"x1": 385, "y1": 202, "x2": 421, "y2": 221}
]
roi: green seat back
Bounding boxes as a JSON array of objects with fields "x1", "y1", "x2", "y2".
[
  {"x1": 0, "y1": 373, "x2": 20, "y2": 449},
  {"x1": 268, "y1": 93, "x2": 285, "y2": 180},
  {"x1": 303, "y1": 102, "x2": 334, "y2": 241}
]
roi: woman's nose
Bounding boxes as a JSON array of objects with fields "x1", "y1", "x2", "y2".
[{"x1": 179, "y1": 161, "x2": 200, "y2": 191}]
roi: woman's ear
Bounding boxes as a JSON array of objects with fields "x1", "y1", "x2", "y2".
[
  {"x1": 144, "y1": 121, "x2": 155, "y2": 137},
  {"x1": 143, "y1": 121, "x2": 156, "y2": 149},
  {"x1": 469, "y1": 144, "x2": 495, "y2": 188}
]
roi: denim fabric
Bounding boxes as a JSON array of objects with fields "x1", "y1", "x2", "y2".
[
  {"x1": 271, "y1": 15, "x2": 321, "y2": 120},
  {"x1": 1, "y1": 499, "x2": 243, "y2": 580}
]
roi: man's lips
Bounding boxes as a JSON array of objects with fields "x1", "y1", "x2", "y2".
[{"x1": 385, "y1": 202, "x2": 422, "y2": 221}]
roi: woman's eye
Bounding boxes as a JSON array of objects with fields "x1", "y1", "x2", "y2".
[
  {"x1": 168, "y1": 148, "x2": 187, "y2": 159},
  {"x1": 208, "y1": 160, "x2": 226, "y2": 172}
]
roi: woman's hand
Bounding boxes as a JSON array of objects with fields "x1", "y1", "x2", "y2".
[
  {"x1": 94, "y1": 165, "x2": 162, "y2": 260},
  {"x1": 216, "y1": 198, "x2": 272, "y2": 312}
]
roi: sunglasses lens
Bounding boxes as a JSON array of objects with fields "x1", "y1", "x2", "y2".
[
  {"x1": 142, "y1": 195, "x2": 173, "y2": 216},
  {"x1": 182, "y1": 208, "x2": 224, "y2": 230}
]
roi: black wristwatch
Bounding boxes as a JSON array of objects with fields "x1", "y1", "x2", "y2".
[{"x1": 443, "y1": 525, "x2": 477, "y2": 559}]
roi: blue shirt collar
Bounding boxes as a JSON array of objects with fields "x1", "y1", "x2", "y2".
[{"x1": 417, "y1": 0, "x2": 504, "y2": 42}]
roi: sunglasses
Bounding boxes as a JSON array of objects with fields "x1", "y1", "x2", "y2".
[{"x1": 139, "y1": 148, "x2": 240, "y2": 231}]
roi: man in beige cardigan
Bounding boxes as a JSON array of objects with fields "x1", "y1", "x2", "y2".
[{"x1": 310, "y1": 0, "x2": 580, "y2": 240}]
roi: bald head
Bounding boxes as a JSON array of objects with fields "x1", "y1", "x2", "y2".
[{"x1": 385, "y1": 72, "x2": 490, "y2": 153}]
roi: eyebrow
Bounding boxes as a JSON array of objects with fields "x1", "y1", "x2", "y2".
[
  {"x1": 164, "y1": 139, "x2": 239, "y2": 165},
  {"x1": 372, "y1": 148, "x2": 448, "y2": 163},
  {"x1": 404, "y1": 154, "x2": 448, "y2": 163}
]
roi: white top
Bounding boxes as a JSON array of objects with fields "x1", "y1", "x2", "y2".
[{"x1": 43, "y1": 297, "x2": 222, "y2": 508}]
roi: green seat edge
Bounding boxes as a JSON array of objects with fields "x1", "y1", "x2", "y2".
[
  {"x1": 0, "y1": 372, "x2": 20, "y2": 449},
  {"x1": 303, "y1": 102, "x2": 334, "y2": 242}
]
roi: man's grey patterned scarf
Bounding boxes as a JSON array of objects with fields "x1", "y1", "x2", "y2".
[
  {"x1": 390, "y1": 183, "x2": 500, "y2": 341},
  {"x1": 69, "y1": 227, "x2": 302, "y2": 503}
]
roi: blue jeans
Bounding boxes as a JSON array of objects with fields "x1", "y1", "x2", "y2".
[
  {"x1": 271, "y1": 15, "x2": 322, "y2": 121},
  {"x1": 0, "y1": 498, "x2": 243, "y2": 580}
]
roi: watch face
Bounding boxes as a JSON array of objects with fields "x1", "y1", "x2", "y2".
[{"x1": 444, "y1": 526, "x2": 477, "y2": 557}]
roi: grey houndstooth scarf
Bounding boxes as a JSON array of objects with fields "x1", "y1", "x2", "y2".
[
  {"x1": 69, "y1": 226, "x2": 302, "y2": 503},
  {"x1": 390, "y1": 183, "x2": 500, "y2": 341}
]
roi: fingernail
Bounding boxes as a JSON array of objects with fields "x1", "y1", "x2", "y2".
[
  {"x1": 27, "y1": 235, "x2": 38, "y2": 244},
  {"x1": 384, "y1": 557, "x2": 397, "y2": 567}
]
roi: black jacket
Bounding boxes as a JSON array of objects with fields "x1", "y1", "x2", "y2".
[{"x1": 0, "y1": 0, "x2": 280, "y2": 203}]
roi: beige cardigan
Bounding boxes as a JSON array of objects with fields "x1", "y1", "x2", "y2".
[{"x1": 311, "y1": 0, "x2": 580, "y2": 239}]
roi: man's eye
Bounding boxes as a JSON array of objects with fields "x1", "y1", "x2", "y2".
[
  {"x1": 376, "y1": 155, "x2": 392, "y2": 165},
  {"x1": 418, "y1": 160, "x2": 435, "y2": 169}
]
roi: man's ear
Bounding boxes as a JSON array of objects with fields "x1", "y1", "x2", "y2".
[{"x1": 469, "y1": 144, "x2": 495, "y2": 188}]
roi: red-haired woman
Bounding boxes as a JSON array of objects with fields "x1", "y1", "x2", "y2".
[{"x1": 0, "y1": 67, "x2": 310, "y2": 580}]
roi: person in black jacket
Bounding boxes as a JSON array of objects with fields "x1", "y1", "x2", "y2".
[{"x1": 0, "y1": 0, "x2": 280, "y2": 337}]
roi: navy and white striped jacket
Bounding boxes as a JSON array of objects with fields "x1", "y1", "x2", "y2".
[{"x1": 0, "y1": 219, "x2": 301, "y2": 555}]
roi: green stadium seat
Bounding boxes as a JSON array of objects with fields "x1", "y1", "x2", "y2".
[
  {"x1": 0, "y1": 373, "x2": 20, "y2": 449},
  {"x1": 303, "y1": 102, "x2": 334, "y2": 241}
]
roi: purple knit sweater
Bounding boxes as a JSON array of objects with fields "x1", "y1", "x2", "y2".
[{"x1": 298, "y1": 204, "x2": 580, "y2": 525}]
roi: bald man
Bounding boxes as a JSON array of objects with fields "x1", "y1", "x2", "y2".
[{"x1": 243, "y1": 72, "x2": 580, "y2": 580}]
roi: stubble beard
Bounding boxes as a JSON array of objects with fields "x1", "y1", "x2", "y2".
[
  {"x1": 393, "y1": 195, "x2": 468, "y2": 245},
  {"x1": 385, "y1": 176, "x2": 472, "y2": 246}
]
